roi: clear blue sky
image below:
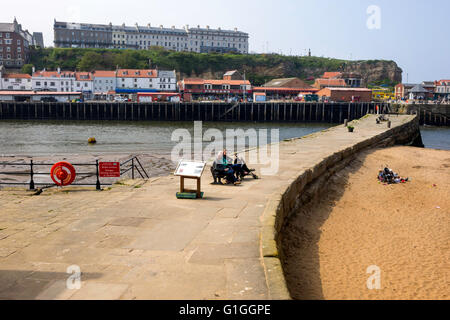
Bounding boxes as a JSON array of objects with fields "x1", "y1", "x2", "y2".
[{"x1": 2, "y1": 0, "x2": 448, "y2": 82}]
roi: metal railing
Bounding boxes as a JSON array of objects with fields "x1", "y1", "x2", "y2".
[
  {"x1": 120, "y1": 156, "x2": 149, "y2": 180},
  {"x1": 0, "y1": 156, "x2": 149, "y2": 191}
]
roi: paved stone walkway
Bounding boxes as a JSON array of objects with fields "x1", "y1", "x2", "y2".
[{"x1": 0, "y1": 115, "x2": 415, "y2": 299}]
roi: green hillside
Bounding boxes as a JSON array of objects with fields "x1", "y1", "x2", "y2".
[{"x1": 26, "y1": 47, "x2": 402, "y2": 86}]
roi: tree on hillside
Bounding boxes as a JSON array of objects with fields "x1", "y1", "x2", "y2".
[
  {"x1": 113, "y1": 51, "x2": 139, "y2": 69},
  {"x1": 77, "y1": 51, "x2": 104, "y2": 71},
  {"x1": 21, "y1": 64, "x2": 34, "y2": 75}
]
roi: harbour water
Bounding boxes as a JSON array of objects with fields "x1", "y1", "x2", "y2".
[
  {"x1": 0, "y1": 120, "x2": 333, "y2": 156},
  {"x1": 0, "y1": 121, "x2": 448, "y2": 157},
  {"x1": 420, "y1": 126, "x2": 450, "y2": 150}
]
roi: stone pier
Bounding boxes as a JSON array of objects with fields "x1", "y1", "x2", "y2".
[{"x1": 0, "y1": 114, "x2": 421, "y2": 299}]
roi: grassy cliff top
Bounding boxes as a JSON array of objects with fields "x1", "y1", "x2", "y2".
[{"x1": 26, "y1": 47, "x2": 400, "y2": 86}]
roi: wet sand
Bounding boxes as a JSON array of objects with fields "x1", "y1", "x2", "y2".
[{"x1": 283, "y1": 146, "x2": 449, "y2": 300}]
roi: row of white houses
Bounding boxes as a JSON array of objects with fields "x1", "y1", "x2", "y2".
[{"x1": 0, "y1": 66, "x2": 177, "y2": 98}]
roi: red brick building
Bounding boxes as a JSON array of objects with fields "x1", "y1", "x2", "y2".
[
  {"x1": 317, "y1": 87, "x2": 372, "y2": 102},
  {"x1": 0, "y1": 18, "x2": 34, "y2": 68},
  {"x1": 178, "y1": 71, "x2": 251, "y2": 98},
  {"x1": 255, "y1": 77, "x2": 318, "y2": 100}
]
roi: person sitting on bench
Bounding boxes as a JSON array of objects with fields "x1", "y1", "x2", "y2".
[
  {"x1": 233, "y1": 153, "x2": 256, "y2": 181},
  {"x1": 215, "y1": 150, "x2": 241, "y2": 185}
]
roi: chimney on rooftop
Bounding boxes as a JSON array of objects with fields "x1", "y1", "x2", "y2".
[
  {"x1": 57, "y1": 67, "x2": 61, "y2": 74},
  {"x1": 32, "y1": 66, "x2": 35, "y2": 74}
]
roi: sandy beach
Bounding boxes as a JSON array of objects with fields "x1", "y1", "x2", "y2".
[{"x1": 283, "y1": 146, "x2": 449, "y2": 300}]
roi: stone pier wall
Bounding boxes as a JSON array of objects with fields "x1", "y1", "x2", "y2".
[{"x1": 393, "y1": 103, "x2": 450, "y2": 126}]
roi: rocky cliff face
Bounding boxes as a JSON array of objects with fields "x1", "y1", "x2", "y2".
[
  {"x1": 184, "y1": 59, "x2": 402, "y2": 86},
  {"x1": 343, "y1": 60, "x2": 403, "y2": 85}
]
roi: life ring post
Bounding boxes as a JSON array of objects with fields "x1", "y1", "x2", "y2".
[
  {"x1": 29, "y1": 160, "x2": 35, "y2": 190},
  {"x1": 96, "y1": 160, "x2": 101, "y2": 190}
]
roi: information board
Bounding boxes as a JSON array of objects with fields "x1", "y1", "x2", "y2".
[
  {"x1": 99, "y1": 162, "x2": 121, "y2": 178},
  {"x1": 174, "y1": 160, "x2": 206, "y2": 178}
]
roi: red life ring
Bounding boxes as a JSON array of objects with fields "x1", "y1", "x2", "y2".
[{"x1": 50, "y1": 162, "x2": 76, "y2": 186}]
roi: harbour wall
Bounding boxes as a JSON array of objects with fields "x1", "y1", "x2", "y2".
[
  {"x1": 393, "y1": 103, "x2": 450, "y2": 126},
  {"x1": 0, "y1": 102, "x2": 388, "y2": 123}
]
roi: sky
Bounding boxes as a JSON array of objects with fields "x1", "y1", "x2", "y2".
[{"x1": 1, "y1": 0, "x2": 449, "y2": 83}]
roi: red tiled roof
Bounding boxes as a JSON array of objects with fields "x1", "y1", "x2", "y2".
[
  {"x1": 253, "y1": 87, "x2": 318, "y2": 92},
  {"x1": 182, "y1": 78, "x2": 204, "y2": 85},
  {"x1": 322, "y1": 72, "x2": 342, "y2": 79},
  {"x1": 3, "y1": 73, "x2": 32, "y2": 79},
  {"x1": 94, "y1": 70, "x2": 116, "y2": 77},
  {"x1": 75, "y1": 72, "x2": 93, "y2": 81},
  {"x1": 183, "y1": 78, "x2": 250, "y2": 86},
  {"x1": 205, "y1": 79, "x2": 250, "y2": 85},
  {"x1": 32, "y1": 71, "x2": 61, "y2": 78},
  {"x1": 117, "y1": 69, "x2": 157, "y2": 78},
  {"x1": 315, "y1": 79, "x2": 347, "y2": 87},
  {"x1": 436, "y1": 80, "x2": 450, "y2": 85},
  {"x1": 322, "y1": 87, "x2": 371, "y2": 92},
  {"x1": 32, "y1": 71, "x2": 77, "y2": 78}
]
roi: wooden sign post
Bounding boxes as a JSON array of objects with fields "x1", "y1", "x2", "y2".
[{"x1": 174, "y1": 160, "x2": 206, "y2": 199}]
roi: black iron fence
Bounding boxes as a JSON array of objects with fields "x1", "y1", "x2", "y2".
[{"x1": 0, "y1": 156, "x2": 148, "y2": 190}]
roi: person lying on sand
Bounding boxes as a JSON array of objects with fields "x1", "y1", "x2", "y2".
[{"x1": 378, "y1": 167, "x2": 409, "y2": 184}]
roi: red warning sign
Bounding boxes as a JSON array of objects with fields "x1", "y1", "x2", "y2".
[{"x1": 99, "y1": 162, "x2": 121, "y2": 178}]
